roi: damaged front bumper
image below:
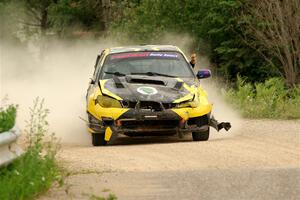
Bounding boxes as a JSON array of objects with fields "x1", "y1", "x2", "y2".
[
  {"x1": 209, "y1": 116, "x2": 231, "y2": 131},
  {"x1": 87, "y1": 110, "x2": 231, "y2": 143}
]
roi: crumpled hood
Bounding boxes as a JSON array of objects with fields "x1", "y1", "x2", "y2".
[{"x1": 100, "y1": 75, "x2": 198, "y2": 103}]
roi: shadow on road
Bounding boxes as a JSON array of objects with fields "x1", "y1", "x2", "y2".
[
  {"x1": 106, "y1": 133, "x2": 232, "y2": 146},
  {"x1": 110, "y1": 135, "x2": 193, "y2": 146}
]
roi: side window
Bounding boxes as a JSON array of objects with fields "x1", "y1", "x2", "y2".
[{"x1": 92, "y1": 50, "x2": 105, "y2": 80}]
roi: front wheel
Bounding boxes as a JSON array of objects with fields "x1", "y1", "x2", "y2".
[
  {"x1": 192, "y1": 115, "x2": 210, "y2": 141},
  {"x1": 92, "y1": 133, "x2": 107, "y2": 146},
  {"x1": 192, "y1": 129, "x2": 210, "y2": 141}
]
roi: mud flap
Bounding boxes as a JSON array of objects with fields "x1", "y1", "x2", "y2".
[{"x1": 209, "y1": 115, "x2": 231, "y2": 132}]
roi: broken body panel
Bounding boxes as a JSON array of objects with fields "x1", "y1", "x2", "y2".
[{"x1": 86, "y1": 45, "x2": 231, "y2": 144}]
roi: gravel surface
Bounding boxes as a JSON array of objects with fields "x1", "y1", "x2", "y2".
[{"x1": 39, "y1": 119, "x2": 300, "y2": 200}]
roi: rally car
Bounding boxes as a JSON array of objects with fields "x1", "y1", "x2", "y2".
[{"x1": 86, "y1": 45, "x2": 231, "y2": 146}]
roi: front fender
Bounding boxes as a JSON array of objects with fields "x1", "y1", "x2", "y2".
[{"x1": 87, "y1": 86, "x2": 129, "y2": 120}]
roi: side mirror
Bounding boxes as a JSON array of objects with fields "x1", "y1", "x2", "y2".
[
  {"x1": 94, "y1": 55, "x2": 100, "y2": 68},
  {"x1": 89, "y1": 78, "x2": 95, "y2": 84},
  {"x1": 196, "y1": 69, "x2": 211, "y2": 79}
]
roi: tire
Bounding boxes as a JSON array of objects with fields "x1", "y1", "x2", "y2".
[
  {"x1": 192, "y1": 114, "x2": 210, "y2": 141},
  {"x1": 92, "y1": 133, "x2": 107, "y2": 146},
  {"x1": 192, "y1": 129, "x2": 210, "y2": 141}
]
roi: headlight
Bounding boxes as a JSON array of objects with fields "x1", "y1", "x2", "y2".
[
  {"x1": 96, "y1": 95, "x2": 122, "y2": 108},
  {"x1": 176, "y1": 101, "x2": 191, "y2": 108}
]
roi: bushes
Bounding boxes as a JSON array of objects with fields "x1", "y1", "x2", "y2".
[
  {"x1": 0, "y1": 98, "x2": 61, "y2": 200},
  {"x1": 226, "y1": 77, "x2": 300, "y2": 119},
  {"x1": 111, "y1": 0, "x2": 280, "y2": 83},
  {"x1": 0, "y1": 105, "x2": 17, "y2": 133}
]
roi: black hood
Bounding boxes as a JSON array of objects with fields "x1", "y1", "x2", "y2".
[{"x1": 100, "y1": 75, "x2": 198, "y2": 103}]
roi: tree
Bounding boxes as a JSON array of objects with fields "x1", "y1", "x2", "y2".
[
  {"x1": 22, "y1": 0, "x2": 56, "y2": 36},
  {"x1": 49, "y1": 0, "x2": 113, "y2": 37},
  {"x1": 111, "y1": 0, "x2": 278, "y2": 83},
  {"x1": 242, "y1": 0, "x2": 300, "y2": 86}
]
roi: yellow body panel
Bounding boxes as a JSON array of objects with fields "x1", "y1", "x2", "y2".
[
  {"x1": 99, "y1": 80, "x2": 122, "y2": 100},
  {"x1": 88, "y1": 82, "x2": 212, "y2": 122},
  {"x1": 172, "y1": 86, "x2": 212, "y2": 119},
  {"x1": 173, "y1": 78, "x2": 197, "y2": 103},
  {"x1": 171, "y1": 78, "x2": 212, "y2": 119},
  {"x1": 99, "y1": 49, "x2": 109, "y2": 66},
  {"x1": 104, "y1": 127, "x2": 113, "y2": 141},
  {"x1": 87, "y1": 87, "x2": 129, "y2": 120},
  {"x1": 88, "y1": 127, "x2": 96, "y2": 133},
  {"x1": 171, "y1": 104, "x2": 212, "y2": 120},
  {"x1": 173, "y1": 93, "x2": 194, "y2": 104}
]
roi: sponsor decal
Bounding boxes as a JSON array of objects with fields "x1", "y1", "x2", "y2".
[
  {"x1": 137, "y1": 86, "x2": 158, "y2": 95},
  {"x1": 111, "y1": 52, "x2": 150, "y2": 59},
  {"x1": 149, "y1": 53, "x2": 178, "y2": 58},
  {"x1": 110, "y1": 52, "x2": 178, "y2": 60}
]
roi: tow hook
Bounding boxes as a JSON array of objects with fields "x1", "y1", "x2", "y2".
[{"x1": 209, "y1": 116, "x2": 231, "y2": 132}]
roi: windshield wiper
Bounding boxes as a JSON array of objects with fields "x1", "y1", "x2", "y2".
[
  {"x1": 104, "y1": 71, "x2": 126, "y2": 76},
  {"x1": 131, "y1": 72, "x2": 177, "y2": 78}
]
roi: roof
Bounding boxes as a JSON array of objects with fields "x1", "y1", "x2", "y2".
[{"x1": 108, "y1": 45, "x2": 180, "y2": 54}]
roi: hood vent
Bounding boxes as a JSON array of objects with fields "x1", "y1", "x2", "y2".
[
  {"x1": 113, "y1": 75, "x2": 125, "y2": 88},
  {"x1": 126, "y1": 77, "x2": 165, "y2": 85},
  {"x1": 173, "y1": 81, "x2": 183, "y2": 90}
]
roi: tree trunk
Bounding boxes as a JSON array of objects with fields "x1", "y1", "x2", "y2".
[
  {"x1": 39, "y1": 6, "x2": 49, "y2": 61},
  {"x1": 243, "y1": 0, "x2": 300, "y2": 87},
  {"x1": 102, "y1": 0, "x2": 111, "y2": 32}
]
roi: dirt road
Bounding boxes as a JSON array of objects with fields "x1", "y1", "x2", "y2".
[{"x1": 40, "y1": 119, "x2": 300, "y2": 200}]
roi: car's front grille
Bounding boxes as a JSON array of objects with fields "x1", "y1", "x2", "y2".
[
  {"x1": 162, "y1": 103, "x2": 177, "y2": 109},
  {"x1": 122, "y1": 101, "x2": 177, "y2": 110},
  {"x1": 121, "y1": 119, "x2": 179, "y2": 129},
  {"x1": 121, "y1": 101, "x2": 137, "y2": 108},
  {"x1": 139, "y1": 101, "x2": 162, "y2": 111}
]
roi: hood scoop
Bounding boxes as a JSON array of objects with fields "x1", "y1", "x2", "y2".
[
  {"x1": 126, "y1": 76, "x2": 166, "y2": 86},
  {"x1": 113, "y1": 75, "x2": 125, "y2": 88}
]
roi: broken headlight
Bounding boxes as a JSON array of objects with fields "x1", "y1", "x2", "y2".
[
  {"x1": 176, "y1": 101, "x2": 198, "y2": 108},
  {"x1": 176, "y1": 95, "x2": 199, "y2": 108},
  {"x1": 96, "y1": 95, "x2": 122, "y2": 108}
]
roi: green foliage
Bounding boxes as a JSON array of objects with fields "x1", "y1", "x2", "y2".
[
  {"x1": 0, "y1": 105, "x2": 17, "y2": 133},
  {"x1": 1, "y1": 0, "x2": 297, "y2": 84},
  {"x1": 50, "y1": 0, "x2": 104, "y2": 31},
  {"x1": 1, "y1": 0, "x2": 294, "y2": 84},
  {"x1": 225, "y1": 77, "x2": 300, "y2": 119},
  {"x1": 111, "y1": 0, "x2": 280, "y2": 83},
  {"x1": 0, "y1": 0, "x2": 25, "y2": 43},
  {"x1": 0, "y1": 98, "x2": 62, "y2": 200}
]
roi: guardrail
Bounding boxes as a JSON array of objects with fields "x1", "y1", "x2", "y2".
[{"x1": 0, "y1": 127, "x2": 24, "y2": 167}]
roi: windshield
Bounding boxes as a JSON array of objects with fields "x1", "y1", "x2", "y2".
[{"x1": 100, "y1": 51, "x2": 194, "y2": 79}]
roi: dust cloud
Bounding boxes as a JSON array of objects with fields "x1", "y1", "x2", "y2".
[
  {"x1": 0, "y1": 35, "x2": 242, "y2": 145},
  {"x1": 194, "y1": 57, "x2": 243, "y2": 139},
  {"x1": 167, "y1": 34, "x2": 243, "y2": 137},
  {"x1": 1, "y1": 38, "x2": 119, "y2": 145}
]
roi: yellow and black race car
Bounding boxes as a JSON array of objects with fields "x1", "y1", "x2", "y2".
[{"x1": 86, "y1": 45, "x2": 230, "y2": 146}]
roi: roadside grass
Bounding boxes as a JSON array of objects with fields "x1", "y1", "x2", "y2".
[
  {"x1": 0, "y1": 104, "x2": 17, "y2": 133},
  {"x1": 0, "y1": 98, "x2": 62, "y2": 200},
  {"x1": 225, "y1": 77, "x2": 300, "y2": 119}
]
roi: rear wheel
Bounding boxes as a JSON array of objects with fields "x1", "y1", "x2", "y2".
[
  {"x1": 92, "y1": 133, "x2": 107, "y2": 146},
  {"x1": 192, "y1": 115, "x2": 210, "y2": 141}
]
